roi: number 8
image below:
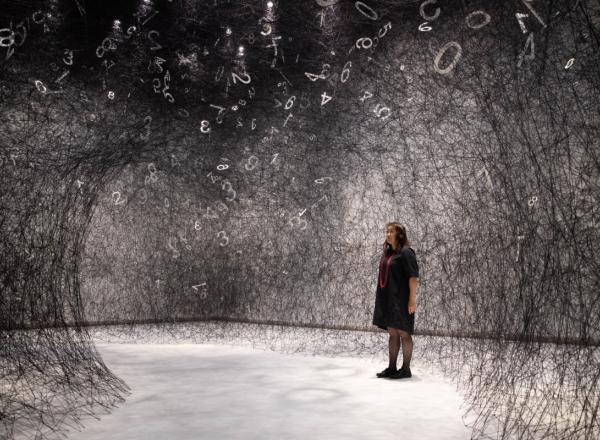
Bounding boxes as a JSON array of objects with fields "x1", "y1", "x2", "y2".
[
  {"x1": 200, "y1": 120, "x2": 211, "y2": 134},
  {"x1": 0, "y1": 29, "x2": 15, "y2": 47}
]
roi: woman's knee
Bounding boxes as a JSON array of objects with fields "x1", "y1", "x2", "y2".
[{"x1": 398, "y1": 329, "x2": 411, "y2": 339}]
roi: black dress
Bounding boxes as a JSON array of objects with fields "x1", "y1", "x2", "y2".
[{"x1": 372, "y1": 245, "x2": 419, "y2": 334}]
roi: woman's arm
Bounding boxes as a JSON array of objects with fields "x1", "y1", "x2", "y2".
[{"x1": 408, "y1": 277, "x2": 418, "y2": 314}]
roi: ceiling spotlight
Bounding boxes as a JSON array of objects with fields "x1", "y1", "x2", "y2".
[
  {"x1": 238, "y1": 46, "x2": 245, "y2": 53},
  {"x1": 225, "y1": 27, "x2": 232, "y2": 35},
  {"x1": 267, "y1": 1, "x2": 274, "y2": 8}
]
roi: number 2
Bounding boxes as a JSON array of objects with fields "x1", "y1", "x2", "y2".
[{"x1": 147, "y1": 30, "x2": 162, "y2": 51}]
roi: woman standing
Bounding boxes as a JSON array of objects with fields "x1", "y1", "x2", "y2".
[{"x1": 372, "y1": 222, "x2": 419, "y2": 379}]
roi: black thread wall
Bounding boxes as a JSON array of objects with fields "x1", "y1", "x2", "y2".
[{"x1": 0, "y1": 1, "x2": 599, "y2": 439}]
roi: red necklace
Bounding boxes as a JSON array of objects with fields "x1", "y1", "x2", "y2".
[{"x1": 379, "y1": 252, "x2": 396, "y2": 288}]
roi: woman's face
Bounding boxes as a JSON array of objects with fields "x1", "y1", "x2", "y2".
[{"x1": 385, "y1": 226, "x2": 397, "y2": 247}]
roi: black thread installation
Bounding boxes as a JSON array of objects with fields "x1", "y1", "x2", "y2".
[{"x1": 0, "y1": 1, "x2": 599, "y2": 439}]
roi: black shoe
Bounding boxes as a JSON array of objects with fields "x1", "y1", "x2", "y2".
[
  {"x1": 376, "y1": 367, "x2": 397, "y2": 378},
  {"x1": 389, "y1": 367, "x2": 412, "y2": 379}
]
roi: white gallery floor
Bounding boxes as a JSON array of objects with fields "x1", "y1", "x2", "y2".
[{"x1": 65, "y1": 340, "x2": 472, "y2": 440}]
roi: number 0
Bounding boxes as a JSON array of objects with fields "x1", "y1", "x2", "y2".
[
  {"x1": 433, "y1": 41, "x2": 462, "y2": 75},
  {"x1": 355, "y1": 1, "x2": 378, "y2": 20}
]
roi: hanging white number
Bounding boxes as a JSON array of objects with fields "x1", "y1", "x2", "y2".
[
  {"x1": 222, "y1": 180, "x2": 237, "y2": 201},
  {"x1": 204, "y1": 207, "x2": 219, "y2": 219},
  {"x1": 341, "y1": 61, "x2": 352, "y2": 83},
  {"x1": 215, "y1": 66, "x2": 224, "y2": 82},
  {"x1": 232, "y1": 71, "x2": 251, "y2": 84},
  {"x1": 112, "y1": 191, "x2": 127, "y2": 205},
  {"x1": 517, "y1": 32, "x2": 535, "y2": 67},
  {"x1": 217, "y1": 231, "x2": 229, "y2": 246},
  {"x1": 245, "y1": 155, "x2": 259, "y2": 171},
  {"x1": 374, "y1": 104, "x2": 391, "y2": 119},
  {"x1": 515, "y1": 12, "x2": 529, "y2": 33},
  {"x1": 360, "y1": 91, "x2": 373, "y2": 102},
  {"x1": 140, "y1": 116, "x2": 152, "y2": 141},
  {"x1": 63, "y1": 49, "x2": 74, "y2": 65},
  {"x1": 147, "y1": 30, "x2": 162, "y2": 50},
  {"x1": 433, "y1": 41, "x2": 462, "y2": 75},
  {"x1": 378, "y1": 22, "x2": 392, "y2": 38},
  {"x1": 355, "y1": 1, "x2": 379, "y2": 20},
  {"x1": 564, "y1": 58, "x2": 574, "y2": 69},
  {"x1": 289, "y1": 216, "x2": 308, "y2": 230},
  {"x1": 355, "y1": 37, "x2": 373, "y2": 49},
  {"x1": 316, "y1": 0, "x2": 339, "y2": 6},
  {"x1": 465, "y1": 10, "x2": 491, "y2": 29},
  {"x1": 521, "y1": 0, "x2": 546, "y2": 27},
  {"x1": 200, "y1": 120, "x2": 211, "y2": 134},
  {"x1": 34, "y1": 80, "x2": 47, "y2": 93},
  {"x1": 285, "y1": 96, "x2": 296, "y2": 110},
  {"x1": 420, "y1": 0, "x2": 440, "y2": 21},
  {"x1": 0, "y1": 28, "x2": 15, "y2": 47},
  {"x1": 305, "y1": 71, "x2": 325, "y2": 81}
]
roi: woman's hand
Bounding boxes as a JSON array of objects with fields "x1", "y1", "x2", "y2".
[
  {"x1": 408, "y1": 300, "x2": 416, "y2": 314},
  {"x1": 408, "y1": 277, "x2": 418, "y2": 314}
]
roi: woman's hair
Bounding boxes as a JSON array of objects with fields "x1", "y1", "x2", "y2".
[{"x1": 383, "y1": 222, "x2": 410, "y2": 254}]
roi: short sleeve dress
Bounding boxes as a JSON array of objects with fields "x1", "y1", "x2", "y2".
[{"x1": 372, "y1": 245, "x2": 419, "y2": 334}]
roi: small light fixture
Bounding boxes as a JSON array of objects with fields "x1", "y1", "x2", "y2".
[
  {"x1": 225, "y1": 27, "x2": 232, "y2": 35},
  {"x1": 267, "y1": 1, "x2": 274, "y2": 8}
]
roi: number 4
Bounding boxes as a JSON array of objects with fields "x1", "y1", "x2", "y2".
[
  {"x1": 321, "y1": 92, "x2": 332, "y2": 106},
  {"x1": 517, "y1": 32, "x2": 535, "y2": 67}
]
